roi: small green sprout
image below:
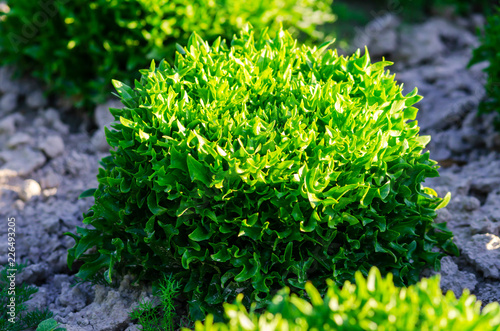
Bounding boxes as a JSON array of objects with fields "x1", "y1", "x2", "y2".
[{"x1": 130, "y1": 274, "x2": 181, "y2": 331}]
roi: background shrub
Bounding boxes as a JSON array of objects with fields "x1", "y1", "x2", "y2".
[
  {"x1": 187, "y1": 267, "x2": 500, "y2": 331},
  {"x1": 366, "y1": 0, "x2": 496, "y2": 21},
  {"x1": 66, "y1": 26, "x2": 457, "y2": 321},
  {"x1": 469, "y1": 6, "x2": 500, "y2": 130},
  {"x1": 0, "y1": 0, "x2": 334, "y2": 108}
]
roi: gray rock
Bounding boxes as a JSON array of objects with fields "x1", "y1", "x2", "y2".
[
  {"x1": 58, "y1": 281, "x2": 88, "y2": 311},
  {"x1": 420, "y1": 96, "x2": 476, "y2": 132},
  {"x1": 0, "y1": 113, "x2": 22, "y2": 135},
  {"x1": 482, "y1": 190, "x2": 500, "y2": 223},
  {"x1": 61, "y1": 275, "x2": 153, "y2": 331},
  {"x1": 91, "y1": 100, "x2": 121, "y2": 152},
  {"x1": 0, "y1": 92, "x2": 18, "y2": 114},
  {"x1": 42, "y1": 108, "x2": 70, "y2": 135},
  {"x1": 39, "y1": 135, "x2": 65, "y2": 158},
  {"x1": 26, "y1": 90, "x2": 47, "y2": 109},
  {"x1": 486, "y1": 133, "x2": 500, "y2": 152},
  {"x1": 40, "y1": 171, "x2": 62, "y2": 189},
  {"x1": 462, "y1": 234, "x2": 500, "y2": 279},
  {"x1": 476, "y1": 282, "x2": 500, "y2": 306},
  {"x1": 470, "y1": 14, "x2": 486, "y2": 32},
  {"x1": 18, "y1": 179, "x2": 42, "y2": 202},
  {"x1": 431, "y1": 18, "x2": 477, "y2": 49},
  {"x1": 0, "y1": 148, "x2": 46, "y2": 176},
  {"x1": 52, "y1": 274, "x2": 74, "y2": 290},
  {"x1": 461, "y1": 126, "x2": 484, "y2": 148},
  {"x1": 91, "y1": 129, "x2": 111, "y2": 152},
  {"x1": 0, "y1": 66, "x2": 23, "y2": 94},
  {"x1": 40, "y1": 216, "x2": 61, "y2": 234},
  {"x1": 25, "y1": 286, "x2": 49, "y2": 312},
  {"x1": 448, "y1": 130, "x2": 470, "y2": 153},
  {"x1": 397, "y1": 20, "x2": 445, "y2": 66},
  {"x1": 353, "y1": 14, "x2": 400, "y2": 57},
  {"x1": 435, "y1": 208, "x2": 452, "y2": 223},
  {"x1": 452, "y1": 195, "x2": 481, "y2": 212},
  {"x1": 470, "y1": 177, "x2": 500, "y2": 196},
  {"x1": 16, "y1": 262, "x2": 51, "y2": 284},
  {"x1": 94, "y1": 99, "x2": 121, "y2": 129},
  {"x1": 436, "y1": 256, "x2": 478, "y2": 296},
  {"x1": 6, "y1": 132, "x2": 32, "y2": 148},
  {"x1": 64, "y1": 151, "x2": 91, "y2": 177},
  {"x1": 470, "y1": 215, "x2": 498, "y2": 236}
]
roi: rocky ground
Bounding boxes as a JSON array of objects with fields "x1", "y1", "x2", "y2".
[{"x1": 0, "y1": 12, "x2": 499, "y2": 331}]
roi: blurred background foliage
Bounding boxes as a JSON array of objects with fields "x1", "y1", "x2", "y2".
[{"x1": 0, "y1": 0, "x2": 497, "y2": 112}]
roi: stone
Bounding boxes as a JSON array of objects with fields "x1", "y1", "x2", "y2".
[
  {"x1": 94, "y1": 99, "x2": 121, "y2": 129},
  {"x1": 39, "y1": 135, "x2": 65, "y2": 158},
  {"x1": 0, "y1": 66, "x2": 23, "y2": 94},
  {"x1": 25, "y1": 286, "x2": 49, "y2": 313},
  {"x1": 41, "y1": 216, "x2": 61, "y2": 234},
  {"x1": 16, "y1": 262, "x2": 51, "y2": 284},
  {"x1": 448, "y1": 130, "x2": 470, "y2": 153},
  {"x1": 0, "y1": 92, "x2": 18, "y2": 114},
  {"x1": 470, "y1": 177, "x2": 500, "y2": 196},
  {"x1": 462, "y1": 234, "x2": 500, "y2": 279},
  {"x1": 91, "y1": 99, "x2": 121, "y2": 152},
  {"x1": 26, "y1": 90, "x2": 47, "y2": 109},
  {"x1": 470, "y1": 215, "x2": 498, "y2": 236},
  {"x1": 7, "y1": 132, "x2": 32, "y2": 148},
  {"x1": 470, "y1": 14, "x2": 486, "y2": 31},
  {"x1": 91, "y1": 130, "x2": 111, "y2": 152},
  {"x1": 420, "y1": 96, "x2": 476, "y2": 132},
  {"x1": 62, "y1": 275, "x2": 152, "y2": 331},
  {"x1": 353, "y1": 14, "x2": 400, "y2": 57},
  {"x1": 40, "y1": 171, "x2": 62, "y2": 189},
  {"x1": 397, "y1": 20, "x2": 445, "y2": 66},
  {"x1": 435, "y1": 208, "x2": 452, "y2": 223},
  {"x1": 453, "y1": 195, "x2": 481, "y2": 212},
  {"x1": 486, "y1": 133, "x2": 500, "y2": 152},
  {"x1": 0, "y1": 114, "x2": 19, "y2": 135},
  {"x1": 482, "y1": 190, "x2": 500, "y2": 223},
  {"x1": 436, "y1": 256, "x2": 478, "y2": 296},
  {"x1": 42, "y1": 108, "x2": 70, "y2": 135},
  {"x1": 19, "y1": 179, "x2": 42, "y2": 201},
  {"x1": 0, "y1": 148, "x2": 46, "y2": 176},
  {"x1": 476, "y1": 282, "x2": 500, "y2": 306},
  {"x1": 57, "y1": 281, "x2": 88, "y2": 311}
]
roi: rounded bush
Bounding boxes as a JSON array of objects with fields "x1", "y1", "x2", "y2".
[
  {"x1": 66, "y1": 26, "x2": 457, "y2": 319},
  {"x1": 188, "y1": 267, "x2": 500, "y2": 331},
  {"x1": 0, "y1": 0, "x2": 334, "y2": 107}
]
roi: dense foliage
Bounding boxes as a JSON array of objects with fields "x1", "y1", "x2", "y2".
[
  {"x1": 0, "y1": 0, "x2": 334, "y2": 108},
  {"x1": 187, "y1": 267, "x2": 500, "y2": 331},
  {"x1": 66, "y1": 26, "x2": 457, "y2": 320},
  {"x1": 469, "y1": 6, "x2": 500, "y2": 130}
]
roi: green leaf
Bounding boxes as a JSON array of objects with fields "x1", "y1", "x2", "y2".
[
  {"x1": 36, "y1": 318, "x2": 65, "y2": 331},
  {"x1": 79, "y1": 188, "x2": 96, "y2": 199},
  {"x1": 186, "y1": 154, "x2": 211, "y2": 186},
  {"x1": 435, "y1": 192, "x2": 451, "y2": 210},
  {"x1": 112, "y1": 80, "x2": 134, "y2": 100}
]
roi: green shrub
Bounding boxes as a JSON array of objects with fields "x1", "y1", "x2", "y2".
[
  {"x1": 187, "y1": 267, "x2": 500, "y2": 331},
  {"x1": 66, "y1": 25, "x2": 457, "y2": 321},
  {"x1": 0, "y1": 0, "x2": 334, "y2": 108},
  {"x1": 469, "y1": 6, "x2": 500, "y2": 130}
]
